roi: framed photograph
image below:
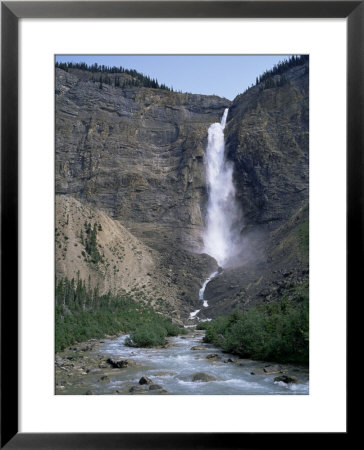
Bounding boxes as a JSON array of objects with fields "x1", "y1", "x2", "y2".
[{"x1": 1, "y1": 1, "x2": 358, "y2": 447}]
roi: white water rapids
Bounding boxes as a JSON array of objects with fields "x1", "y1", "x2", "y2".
[
  {"x1": 56, "y1": 333, "x2": 309, "y2": 395},
  {"x1": 190, "y1": 108, "x2": 241, "y2": 321}
]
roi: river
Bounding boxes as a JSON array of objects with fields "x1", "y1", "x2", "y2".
[{"x1": 55, "y1": 330, "x2": 309, "y2": 395}]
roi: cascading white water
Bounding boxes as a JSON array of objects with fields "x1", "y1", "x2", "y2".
[
  {"x1": 199, "y1": 271, "x2": 218, "y2": 307},
  {"x1": 189, "y1": 108, "x2": 241, "y2": 321},
  {"x1": 203, "y1": 108, "x2": 240, "y2": 267}
]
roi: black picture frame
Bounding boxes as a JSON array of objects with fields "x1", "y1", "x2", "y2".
[{"x1": 1, "y1": 1, "x2": 358, "y2": 448}]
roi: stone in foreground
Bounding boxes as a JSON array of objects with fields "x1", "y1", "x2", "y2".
[
  {"x1": 274, "y1": 375, "x2": 298, "y2": 384},
  {"x1": 206, "y1": 353, "x2": 221, "y2": 361},
  {"x1": 107, "y1": 358, "x2": 130, "y2": 368},
  {"x1": 190, "y1": 346, "x2": 205, "y2": 351},
  {"x1": 139, "y1": 376, "x2": 153, "y2": 385},
  {"x1": 192, "y1": 372, "x2": 217, "y2": 382},
  {"x1": 98, "y1": 376, "x2": 110, "y2": 383},
  {"x1": 129, "y1": 385, "x2": 149, "y2": 394},
  {"x1": 148, "y1": 384, "x2": 168, "y2": 393}
]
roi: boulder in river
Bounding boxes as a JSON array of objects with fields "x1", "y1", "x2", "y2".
[
  {"x1": 263, "y1": 365, "x2": 283, "y2": 374},
  {"x1": 190, "y1": 346, "x2": 205, "y2": 351},
  {"x1": 250, "y1": 369, "x2": 266, "y2": 375},
  {"x1": 107, "y1": 358, "x2": 132, "y2": 368},
  {"x1": 274, "y1": 375, "x2": 298, "y2": 384},
  {"x1": 78, "y1": 344, "x2": 94, "y2": 352},
  {"x1": 129, "y1": 385, "x2": 149, "y2": 394},
  {"x1": 86, "y1": 368, "x2": 103, "y2": 375},
  {"x1": 139, "y1": 376, "x2": 153, "y2": 385},
  {"x1": 149, "y1": 384, "x2": 166, "y2": 391},
  {"x1": 153, "y1": 371, "x2": 176, "y2": 377},
  {"x1": 148, "y1": 384, "x2": 168, "y2": 394},
  {"x1": 251, "y1": 366, "x2": 284, "y2": 375},
  {"x1": 98, "y1": 376, "x2": 110, "y2": 383},
  {"x1": 56, "y1": 357, "x2": 74, "y2": 368},
  {"x1": 192, "y1": 372, "x2": 217, "y2": 382},
  {"x1": 206, "y1": 353, "x2": 221, "y2": 361}
]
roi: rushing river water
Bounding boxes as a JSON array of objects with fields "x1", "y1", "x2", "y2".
[{"x1": 56, "y1": 330, "x2": 309, "y2": 395}]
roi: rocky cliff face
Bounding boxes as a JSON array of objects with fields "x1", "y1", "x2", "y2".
[
  {"x1": 226, "y1": 63, "x2": 309, "y2": 230},
  {"x1": 56, "y1": 68, "x2": 230, "y2": 250},
  {"x1": 55, "y1": 62, "x2": 309, "y2": 320},
  {"x1": 200, "y1": 62, "x2": 309, "y2": 317}
]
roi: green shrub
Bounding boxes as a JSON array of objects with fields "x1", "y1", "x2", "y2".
[
  {"x1": 196, "y1": 322, "x2": 208, "y2": 330},
  {"x1": 125, "y1": 317, "x2": 186, "y2": 348},
  {"x1": 163, "y1": 319, "x2": 184, "y2": 337},
  {"x1": 83, "y1": 222, "x2": 102, "y2": 263},
  {"x1": 55, "y1": 277, "x2": 186, "y2": 352},
  {"x1": 202, "y1": 283, "x2": 309, "y2": 365},
  {"x1": 126, "y1": 323, "x2": 168, "y2": 347}
]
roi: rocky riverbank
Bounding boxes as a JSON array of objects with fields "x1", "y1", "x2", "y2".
[{"x1": 55, "y1": 330, "x2": 308, "y2": 395}]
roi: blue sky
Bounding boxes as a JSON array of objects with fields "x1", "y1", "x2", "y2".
[{"x1": 56, "y1": 54, "x2": 293, "y2": 100}]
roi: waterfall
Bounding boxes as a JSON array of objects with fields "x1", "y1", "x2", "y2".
[
  {"x1": 189, "y1": 108, "x2": 241, "y2": 322},
  {"x1": 203, "y1": 108, "x2": 240, "y2": 267}
]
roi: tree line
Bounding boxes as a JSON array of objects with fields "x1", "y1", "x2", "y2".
[
  {"x1": 255, "y1": 54, "x2": 309, "y2": 86},
  {"x1": 55, "y1": 61, "x2": 173, "y2": 91}
]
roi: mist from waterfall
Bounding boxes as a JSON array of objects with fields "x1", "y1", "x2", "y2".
[{"x1": 203, "y1": 108, "x2": 241, "y2": 267}]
